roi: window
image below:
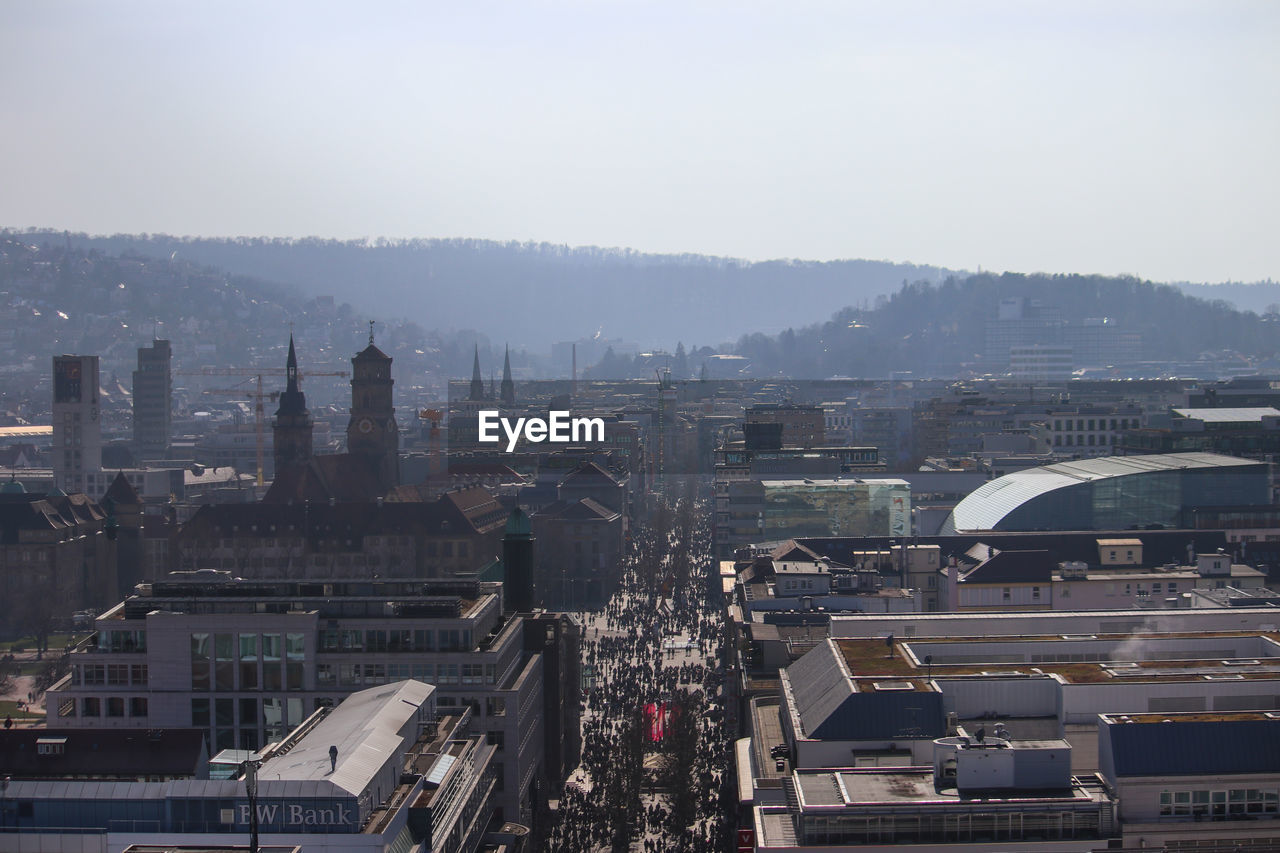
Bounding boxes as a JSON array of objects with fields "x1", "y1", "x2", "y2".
[
  {"x1": 215, "y1": 633, "x2": 234, "y2": 691},
  {"x1": 130, "y1": 696, "x2": 148, "y2": 717},
  {"x1": 81, "y1": 697, "x2": 101, "y2": 717},
  {"x1": 191, "y1": 698, "x2": 210, "y2": 727},
  {"x1": 191, "y1": 633, "x2": 210, "y2": 691},
  {"x1": 1002, "y1": 587, "x2": 1011, "y2": 602},
  {"x1": 1031, "y1": 586, "x2": 1041, "y2": 601}
]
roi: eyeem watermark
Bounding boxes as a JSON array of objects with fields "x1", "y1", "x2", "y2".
[{"x1": 478, "y1": 410, "x2": 605, "y2": 452}]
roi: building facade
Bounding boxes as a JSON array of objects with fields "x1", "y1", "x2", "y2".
[
  {"x1": 131, "y1": 339, "x2": 171, "y2": 461},
  {"x1": 52, "y1": 354, "x2": 103, "y2": 495},
  {"x1": 46, "y1": 573, "x2": 544, "y2": 826}
]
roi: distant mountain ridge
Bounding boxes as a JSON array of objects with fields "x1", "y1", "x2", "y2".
[
  {"x1": 9, "y1": 230, "x2": 955, "y2": 350},
  {"x1": 729, "y1": 272, "x2": 1280, "y2": 379}
]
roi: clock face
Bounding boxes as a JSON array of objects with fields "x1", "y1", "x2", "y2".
[{"x1": 357, "y1": 417, "x2": 374, "y2": 434}]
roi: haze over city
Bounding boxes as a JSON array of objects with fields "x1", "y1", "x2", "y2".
[
  {"x1": 4, "y1": 0, "x2": 1278, "y2": 284},
  {"x1": 3, "y1": 4, "x2": 1280, "y2": 853}
]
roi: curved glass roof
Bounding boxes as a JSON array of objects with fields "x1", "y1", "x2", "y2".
[{"x1": 947, "y1": 452, "x2": 1256, "y2": 532}]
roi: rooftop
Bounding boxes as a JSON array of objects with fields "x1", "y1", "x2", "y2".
[
  {"x1": 257, "y1": 679, "x2": 431, "y2": 797},
  {"x1": 834, "y1": 630, "x2": 1280, "y2": 685},
  {"x1": 949, "y1": 452, "x2": 1260, "y2": 531},
  {"x1": 1171, "y1": 406, "x2": 1280, "y2": 423},
  {"x1": 792, "y1": 766, "x2": 1106, "y2": 809}
]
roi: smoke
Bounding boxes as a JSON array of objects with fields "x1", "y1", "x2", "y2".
[{"x1": 1110, "y1": 615, "x2": 1173, "y2": 662}]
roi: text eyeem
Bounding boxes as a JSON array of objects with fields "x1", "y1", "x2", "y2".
[{"x1": 478, "y1": 410, "x2": 605, "y2": 452}]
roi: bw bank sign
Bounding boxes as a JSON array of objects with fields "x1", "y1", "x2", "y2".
[{"x1": 238, "y1": 801, "x2": 354, "y2": 828}]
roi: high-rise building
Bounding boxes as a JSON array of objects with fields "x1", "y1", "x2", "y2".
[
  {"x1": 131, "y1": 339, "x2": 171, "y2": 460},
  {"x1": 52, "y1": 354, "x2": 102, "y2": 494}
]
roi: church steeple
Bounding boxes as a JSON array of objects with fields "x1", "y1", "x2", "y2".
[
  {"x1": 469, "y1": 345, "x2": 486, "y2": 402},
  {"x1": 283, "y1": 335, "x2": 301, "y2": 399},
  {"x1": 500, "y1": 344, "x2": 515, "y2": 407},
  {"x1": 273, "y1": 334, "x2": 313, "y2": 476}
]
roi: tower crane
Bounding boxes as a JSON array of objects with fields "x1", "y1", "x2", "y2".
[{"x1": 176, "y1": 366, "x2": 348, "y2": 487}]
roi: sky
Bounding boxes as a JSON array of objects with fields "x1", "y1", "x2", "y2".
[{"x1": 2, "y1": 0, "x2": 1277, "y2": 283}]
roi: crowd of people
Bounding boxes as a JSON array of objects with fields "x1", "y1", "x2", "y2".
[{"x1": 547, "y1": 496, "x2": 733, "y2": 852}]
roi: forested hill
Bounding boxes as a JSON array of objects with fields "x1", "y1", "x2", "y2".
[
  {"x1": 11, "y1": 231, "x2": 953, "y2": 349},
  {"x1": 732, "y1": 272, "x2": 1280, "y2": 378}
]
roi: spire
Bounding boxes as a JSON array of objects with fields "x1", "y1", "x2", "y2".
[
  {"x1": 368, "y1": 320, "x2": 375, "y2": 346},
  {"x1": 275, "y1": 334, "x2": 308, "y2": 417},
  {"x1": 469, "y1": 345, "x2": 485, "y2": 402},
  {"x1": 286, "y1": 334, "x2": 300, "y2": 395},
  {"x1": 500, "y1": 344, "x2": 515, "y2": 406}
]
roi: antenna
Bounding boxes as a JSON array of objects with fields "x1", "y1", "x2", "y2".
[{"x1": 368, "y1": 320, "x2": 375, "y2": 346}]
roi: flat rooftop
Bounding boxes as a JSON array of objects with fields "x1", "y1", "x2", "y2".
[
  {"x1": 836, "y1": 630, "x2": 1280, "y2": 685},
  {"x1": 793, "y1": 767, "x2": 1108, "y2": 809},
  {"x1": 1100, "y1": 710, "x2": 1280, "y2": 724}
]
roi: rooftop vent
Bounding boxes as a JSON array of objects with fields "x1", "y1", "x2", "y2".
[
  {"x1": 873, "y1": 681, "x2": 915, "y2": 691},
  {"x1": 1221, "y1": 659, "x2": 1261, "y2": 666},
  {"x1": 1204, "y1": 673, "x2": 1244, "y2": 681},
  {"x1": 1060, "y1": 634, "x2": 1098, "y2": 640}
]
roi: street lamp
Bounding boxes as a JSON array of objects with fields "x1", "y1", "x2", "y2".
[{"x1": 243, "y1": 755, "x2": 262, "y2": 853}]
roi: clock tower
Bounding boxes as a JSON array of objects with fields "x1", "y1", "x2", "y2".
[{"x1": 347, "y1": 323, "x2": 399, "y2": 492}]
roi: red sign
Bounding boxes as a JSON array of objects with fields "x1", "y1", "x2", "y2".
[{"x1": 737, "y1": 827, "x2": 755, "y2": 850}]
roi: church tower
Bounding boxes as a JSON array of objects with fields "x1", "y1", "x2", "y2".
[
  {"x1": 469, "y1": 345, "x2": 486, "y2": 402},
  {"x1": 347, "y1": 323, "x2": 399, "y2": 492},
  {"x1": 500, "y1": 344, "x2": 516, "y2": 407},
  {"x1": 272, "y1": 334, "x2": 313, "y2": 476}
]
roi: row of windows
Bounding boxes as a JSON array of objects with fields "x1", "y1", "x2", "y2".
[
  {"x1": 79, "y1": 695, "x2": 148, "y2": 718},
  {"x1": 79, "y1": 663, "x2": 147, "y2": 686},
  {"x1": 191, "y1": 633, "x2": 305, "y2": 692},
  {"x1": 194, "y1": 696, "x2": 313, "y2": 752},
  {"x1": 1053, "y1": 418, "x2": 1136, "y2": 431},
  {"x1": 318, "y1": 628, "x2": 471, "y2": 653},
  {"x1": 214, "y1": 537, "x2": 468, "y2": 556},
  {"x1": 1159, "y1": 788, "x2": 1279, "y2": 817},
  {"x1": 100, "y1": 630, "x2": 147, "y2": 653},
  {"x1": 316, "y1": 661, "x2": 496, "y2": 687},
  {"x1": 1055, "y1": 434, "x2": 1114, "y2": 447}
]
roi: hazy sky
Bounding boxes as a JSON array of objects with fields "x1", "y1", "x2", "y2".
[{"x1": 3, "y1": 1, "x2": 1277, "y2": 283}]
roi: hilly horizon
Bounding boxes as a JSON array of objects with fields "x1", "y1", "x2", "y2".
[
  {"x1": 11, "y1": 229, "x2": 1279, "y2": 355},
  {"x1": 0, "y1": 229, "x2": 971, "y2": 349}
]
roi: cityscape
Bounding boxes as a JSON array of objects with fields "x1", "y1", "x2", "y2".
[{"x1": 3, "y1": 3, "x2": 1279, "y2": 853}]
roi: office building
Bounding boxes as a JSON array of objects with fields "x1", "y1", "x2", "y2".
[
  {"x1": 46, "y1": 572, "x2": 544, "y2": 827},
  {"x1": 52, "y1": 354, "x2": 103, "y2": 495},
  {"x1": 0, "y1": 680, "x2": 503, "y2": 853},
  {"x1": 132, "y1": 339, "x2": 172, "y2": 460}
]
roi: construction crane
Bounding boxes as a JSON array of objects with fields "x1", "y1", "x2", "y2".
[{"x1": 177, "y1": 366, "x2": 348, "y2": 487}]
